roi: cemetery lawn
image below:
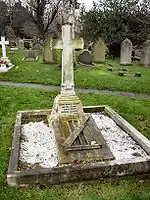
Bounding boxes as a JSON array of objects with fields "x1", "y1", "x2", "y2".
[
  {"x1": 0, "y1": 51, "x2": 150, "y2": 94},
  {"x1": 0, "y1": 86, "x2": 150, "y2": 200}
]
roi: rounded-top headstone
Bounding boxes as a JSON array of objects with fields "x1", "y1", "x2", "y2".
[
  {"x1": 140, "y1": 40, "x2": 150, "y2": 66},
  {"x1": 120, "y1": 38, "x2": 132, "y2": 65},
  {"x1": 78, "y1": 50, "x2": 93, "y2": 66},
  {"x1": 92, "y1": 38, "x2": 106, "y2": 63}
]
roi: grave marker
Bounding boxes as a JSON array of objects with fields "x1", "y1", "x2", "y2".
[
  {"x1": 92, "y1": 38, "x2": 106, "y2": 63},
  {"x1": 0, "y1": 36, "x2": 9, "y2": 59},
  {"x1": 0, "y1": 37, "x2": 14, "y2": 72},
  {"x1": 140, "y1": 40, "x2": 150, "y2": 66},
  {"x1": 43, "y1": 35, "x2": 56, "y2": 63},
  {"x1": 120, "y1": 38, "x2": 132, "y2": 65},
  {"x1": 78, "y1": 50, "x2": 93, "y2": 66}
]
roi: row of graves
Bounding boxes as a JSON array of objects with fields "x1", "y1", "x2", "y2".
[
  {"x1": 43, "y1": 36, "x2": 150, "y2": 67},
  {"x1": 1, "y1": 34, "x2": 150, "y2": 73}
]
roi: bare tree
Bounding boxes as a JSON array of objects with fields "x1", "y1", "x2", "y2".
[{"x1": 20, "y1": 0, "x2": 62, "y2": 39}]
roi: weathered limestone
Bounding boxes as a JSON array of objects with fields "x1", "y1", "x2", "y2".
[
  {"x1": 43, "y1": 35, "x2": 56, "y2": 63},
  {"x1": 140, "y1": 40, "x2": 150, "y2": 66},
  {"x1": 120, "y1": 38, "x2": 132, "y2": 65},
  {"x1": 51, "y1": 24, "x2": 84, "y2": 96},
  {"x1": 49, "y1": 23, "x2": 114, "y2": 166},
  {"x1": 92, "y1": 38, "x2": 106, "y2": 63}
]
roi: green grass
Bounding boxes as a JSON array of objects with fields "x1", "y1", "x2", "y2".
[
  {"x1": 0, "y1": 86, "x2": 150, "y2": 199},
  {"x1": 0, "y1": 51, "x2": 150, "y2": 94}
]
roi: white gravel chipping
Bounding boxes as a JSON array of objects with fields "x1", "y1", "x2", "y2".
[
  {"x1": 20, "y1": 121, "x2": 58, "y2": 168},
  {"x1": 92, "y1": 113, "x2": 147, "y2": 160},
  {"x1": 20, "y1": 113, "x2": 147, "y2": 169}
]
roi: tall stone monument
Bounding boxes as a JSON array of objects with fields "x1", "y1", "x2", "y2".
[
  {"x1": 120, "y1": 38, "x2": 132, "y2": 65},
  {"x1": 92, "y1": 38, "x2": 106, "y2": 63},
  {"x1": 49, "y1": 10, "x2": 113, "y2": 163},
  {"x1": 140, "y1": 40, "x2": 150, "y2": 66}
]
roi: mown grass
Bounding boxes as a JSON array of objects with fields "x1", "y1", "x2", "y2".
[
  {"x1": 0, "y1": 85, "x2": 150, "y2": 199},
  {"x1": 0, "y1": 50, "x2": 150, "y2": 94}
]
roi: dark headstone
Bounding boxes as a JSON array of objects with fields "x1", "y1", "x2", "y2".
[
  {"x1": 78, "y1": 51, "x2": 93, "y2": 66},
  {"x1": 24, "y1": 42, "x2": 30, "y2": 50},
  {"x1": 108, "y1": 68, "x2": 113, "y2": 71},
  {"x1": 135, "y1": 72, "x2": 141, "y2": 77},
  {"x1": 122, "y1": 68, "x2": 128, "y2": 71}
]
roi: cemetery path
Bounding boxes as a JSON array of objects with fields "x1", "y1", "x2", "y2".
[{"x1": 0, "y1": 80, "x2": 150, "y2": 99}]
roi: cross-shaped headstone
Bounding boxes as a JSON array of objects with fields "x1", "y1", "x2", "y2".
[
  {"x1": 51, "y1": 23, "x2": 84, "y2": 96},
  {"x1": 0, "y1": 37, "x2": 9, "y2": 58}
]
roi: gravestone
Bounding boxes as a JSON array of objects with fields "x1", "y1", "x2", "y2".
[
  {"x1": 50, "y1": 23, "x2": 113, "y2": 165},
  {"x1": 78, "y1": 50, "x2": 93, "y2": 66},
  {"x1": 92, "y1": 38, "x2": 106, "y2": 63},
  {"x1": 32, "y1": 36, "x2": 42, "y2": 56},
  {"x1": 18, "y1": 39, "x2": 24, "y2": 50},
  {"x1": 120, "y1": 38, "x2": 132, "y2": 65},
  {"x1": 140, "y1": 40, "x2": 150, "y2": 66},
  {"x1": 22, "y1": 50, "x2": 38, "y2": 61},
  {"x1": 43, "y1": 35, "x2": 56, "y2": 63},
  {"x1": 0, "y1": 37, "x2": 14, "y2": 72},
  {"x1": 23, "y1": 39, "x2": 33, "y2": 50}
]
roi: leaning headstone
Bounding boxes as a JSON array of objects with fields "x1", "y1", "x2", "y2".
[
  {"x1": 140, "y1": 40, "x2": 150, "y2": 66},
  {"x1": 0, "y1": 36, "x2": 14, "y2": 72},
  {"x1": 92, "y1": 38, "x2": 106, "y2": 63},
  {"x1": 120, "y1": 38, "x2": 132, "y2": 65},
  {"x1": 78, "y1": 50, "x2": 93, "y2": 66},
  {"x1": 22, "y1": 50, "x2": 38, "y2": 61},
  {"x1": 43, "y1": 35, "x2": 56, "y2": 63}
]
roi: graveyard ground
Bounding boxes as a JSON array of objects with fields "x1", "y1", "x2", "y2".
[
  {"x1": 0, "y1": 86, "x2": 150, "y2": 199},
  {"x1": 0, "y1": 50, "x2": 150, "y2": 94}
]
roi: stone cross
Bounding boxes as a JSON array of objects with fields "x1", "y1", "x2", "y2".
[
  {"x1": 0, "y1": 37, "x2": 9, "y2": 58},
  {"x1": 52, "y1": 23, "x2": 84, "y2": 96}
]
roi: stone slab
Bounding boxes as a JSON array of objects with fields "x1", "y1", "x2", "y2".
[{"x1": 7, "y1": 106, "x2": 150, "y2": 187}]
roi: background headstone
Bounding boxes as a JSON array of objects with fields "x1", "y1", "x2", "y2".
[
  {"x1": 23, "y1": 50, "x2": 38, "y2": 61},
  {"x1": 140, "y1": 40, "x2": 150, "y2": 66},
  {"x1": 23, "y1": 39, "x2": 33, "y2": 50},
  {"x1": 120, "y1": 38, "x2": 132, "y2": 65},
  {"x1": 78, "y1": 50, "x2": 93, "y2": 66},
  {"x1": 32, "y1": 36, "x2": 42, "y2": 56},
  {"x1": 18, "y1": 39, "x2": 24, "y2": 50},
  {"x1": 92, "y1": 38, "x2": 106, "y2": 63},
  {"x1": 43, "y1": 35, "x2": 56, "y2": 63}
]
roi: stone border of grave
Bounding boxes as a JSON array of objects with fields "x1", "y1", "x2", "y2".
[{"x1": 7, "y1": 106, "x2": 150, "y2": 187}]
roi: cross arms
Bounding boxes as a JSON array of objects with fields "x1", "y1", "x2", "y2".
[{"x1": 51, "y1": 38, "x2": 84, "y2": 50}]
